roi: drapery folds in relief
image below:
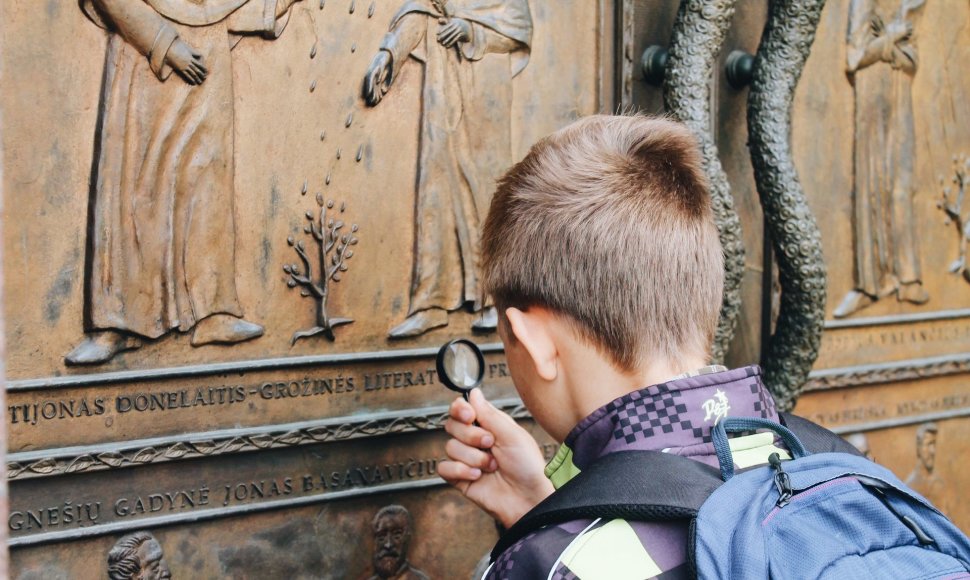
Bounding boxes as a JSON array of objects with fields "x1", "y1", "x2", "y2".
[
  {"x1": 835, "y1": 0, "x2": 928, "y2": 318},
  {"x1": 365, "y1": 0, "x2": 532, "y2": 338},
  {"x1": 68, "y1": 0, "x2": 302, "y2": 364}
]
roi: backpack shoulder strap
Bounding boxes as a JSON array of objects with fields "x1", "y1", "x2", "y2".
[
  {"x1": 491, "y1": 450, "x2": 722, "y2": 561},
  {"x1": 779, "y1": 412, "x2": 863, "y2": 456}
]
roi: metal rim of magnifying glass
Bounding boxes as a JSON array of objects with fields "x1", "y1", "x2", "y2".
[{"x1": 435, "y1": 338, "x2": 486, "y2": 395}]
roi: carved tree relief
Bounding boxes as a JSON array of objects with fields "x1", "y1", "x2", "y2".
[
  {"x1": 67, "y1": 0, "x2": 304, "y2": 365},
  {"x1": 363, "y1": 0, "x2": 533, "y2": 338},
  {"x1": 284, "y1": 196, "x2": 360, "y2": 344},
  {"x1": 834, "y1": 0, "x2": 928, "y2": 318}
]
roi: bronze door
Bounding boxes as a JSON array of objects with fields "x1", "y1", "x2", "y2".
[
  {"x1": 631, "y1": 0, "x2": 970, "y2": 533},
  {"x1": 3, "y1": 0, "x2": 969, "y2": 577}
]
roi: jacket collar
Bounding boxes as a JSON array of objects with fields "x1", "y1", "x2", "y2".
[{"x1": 545, "y1": 365, "x2": 777, "y2": 488}]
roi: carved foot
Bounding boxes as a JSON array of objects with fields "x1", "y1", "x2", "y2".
[
  {"x1": 65, "y1": 331, "x2": 143, "y2": 365},
  {"x1": 897, "y1": 282, "x2": 929, "y2": 305},
  {"x1": 833, "y1": 290, "x2": 876, "y2": 319},
  {"x1": 388, "y1": 309, "x2": 448, "y2": 338},
  {"x1": 471, "y1": 306, "x2": 498, "y2": 333},
  {"x1": 191, "y1": 315, "x2": 264, "y2": 346}
]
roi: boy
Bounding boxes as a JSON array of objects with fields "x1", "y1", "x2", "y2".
[{"x1": 438, "y1": 115, "x2": 795, "y2": 578}]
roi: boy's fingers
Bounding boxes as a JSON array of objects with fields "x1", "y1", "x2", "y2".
[
  {"x1": 438, "y1": 459, "x2": 482, "y2": 485},
  {"x1": 468, "y1": 389, "x2": 517, "y2": 432},
  {"x1": 444, "y1": 417, "x2": 495, "y2": 448},
  {"x1": 445, "y1": 439, "x2": 493, "y2": 470}
]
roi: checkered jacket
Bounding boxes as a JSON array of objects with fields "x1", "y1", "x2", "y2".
[{"x1": 486, "y1": 365, "x2": 788, "y2": 580}]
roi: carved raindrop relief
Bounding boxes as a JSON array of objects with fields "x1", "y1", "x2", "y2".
[{"x1": 284, "y1": 196, "x2": 359, "y2": 343}]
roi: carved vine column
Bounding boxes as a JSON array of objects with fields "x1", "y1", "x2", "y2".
[
  {"x1": 663, "y1": 0, "x2": 745, "y2": 364},
  {"x1": 747, "y1": 0, "x2": 827, "y2": 411}
]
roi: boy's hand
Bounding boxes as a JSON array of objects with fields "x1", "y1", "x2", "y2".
[{"x1": 439, "y1": 389, "x2": 554, "y2": 529}]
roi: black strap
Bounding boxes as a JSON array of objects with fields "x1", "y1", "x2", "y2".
[
  {"x1": 779, "y1": 412, "x2": 864, "y2": 457},
  {"x1": 491, "y1": 450, "x2": 722, "y2": 561}
]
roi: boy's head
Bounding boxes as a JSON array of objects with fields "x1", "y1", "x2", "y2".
[{"x1": 483, "y1": 115, "x2": 723, "y2": 377}]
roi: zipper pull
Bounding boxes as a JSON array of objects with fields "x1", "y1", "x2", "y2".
[{"x1": 769, "y1": 452, "x2": 793, "y2": 508}]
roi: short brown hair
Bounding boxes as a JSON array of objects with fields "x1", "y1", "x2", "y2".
[{"x1": 483, "y1": 115, "x2": 723, "y2": 371}]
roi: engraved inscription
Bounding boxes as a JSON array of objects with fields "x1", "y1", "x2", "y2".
[
  {"x1": 8, "y1": 452, "x2": 446, "y2": 536},
  {"x1": 808, "y1": 392, "x2": 970, "y2": 428},
  {"x1": 817, "y1": 318, "x2": 970, "y2": 368},
  {"x1": 8, "y1": 368, "x2": 442, "y2": 428}
]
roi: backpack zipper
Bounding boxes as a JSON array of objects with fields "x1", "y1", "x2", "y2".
[{"x1": 769, "y1": 452, "x2": 793, "y2": 508}]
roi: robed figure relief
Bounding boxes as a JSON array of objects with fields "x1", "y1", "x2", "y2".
[
  {"x1": 364, "y1": 0, "x2": 532, "y2": 338},
  {"x1": 834, "y1": 0, "x2": 928, "y2": 318},
  {"x1": 68, "y1": 0, "x2": 302, "y2": 364}
]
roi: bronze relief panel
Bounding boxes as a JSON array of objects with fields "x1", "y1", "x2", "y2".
[
  {"x1": 2, "y1": 0, "x2": 610, "y2": 574},
  {"x1": 789, "y1": 0, "x2": 970, "y2": 529}
]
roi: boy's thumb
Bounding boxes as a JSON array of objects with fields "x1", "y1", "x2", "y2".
[{"x1": 468, "y1": 388, "x2": 507, "y2": 431}]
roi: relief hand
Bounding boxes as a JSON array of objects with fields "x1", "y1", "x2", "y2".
[
  {"x1": 886, "y1": 19, "x2": 914, "y2": 43},
  {"x1": 436, "y1": 18, "x2": 471, "y2": 48},
  {"x1": 363, "y1": 50, "x2": 393, "y2": 106},
  {"x1": 167, "y1": 39, "x2": 207, "y2": 85},
  {"x1": 439, "y1": 389, "x2": 554, "y2": 529}
]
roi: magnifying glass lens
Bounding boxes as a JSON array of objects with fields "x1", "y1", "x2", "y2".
[
  {"x1": 444, "y1": 342, "x2": 481, "y2": 389},
  {"x1": 436, "y1": 338, "x2": 486, "y2": 397}
]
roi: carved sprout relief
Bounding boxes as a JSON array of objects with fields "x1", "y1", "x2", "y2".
[
  {"x1": 364, "y1": 0, "x2": 533, "y2": 338},
  {"x1": 284, "y1": 197, "x2": 360, "y2": 343},
  {"x1": 67, "y1": 0, "x2": 306, "y2": 365},
  {"x1": 834, "y1": 0, "x2": 928, "y2": 318}
]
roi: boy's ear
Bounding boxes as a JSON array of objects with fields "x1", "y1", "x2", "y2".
[{"x1": 504, "y1": 307, "x2": 558, "y2": 382}]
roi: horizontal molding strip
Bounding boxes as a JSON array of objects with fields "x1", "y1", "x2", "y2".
[
  {"x1": 823, "y1": 308, "x2": 970, "y2": 330},
  {"x1": 6, "y1": 343, "x2": 506, "y2": 392},
  {"x1": 803, "y1": 353, "x2": 970, "y2": 392},
  {"x1": 828, "y1": 407, "x2": 970, "y2": 435},
  {"x1": 7, "y1": 398, "x2": 530, "y2": 481},
  {"x1": 8, "y1": 478, "x2": 445, "y2": 548}
]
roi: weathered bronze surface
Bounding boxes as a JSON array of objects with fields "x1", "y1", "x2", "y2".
[
  {"x1": 2, "y1": 0, "x2": 606, "y2": 576},
  {"x1": 792, "y1": 0, "x2": 970, "y2": 531},
  {"x1": 630, "y1": 0, "x2": 970, "y2": 533},
  {"x1": 5, "y1": 0, "x2": 970, "y2": 575}
]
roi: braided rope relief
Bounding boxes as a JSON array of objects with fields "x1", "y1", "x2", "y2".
[
  {"x1": 7, "y1": 403, "x2": 531, "y2": 480},
  {"x1": 747, "y1": 0, "x2": 828, "y2": 411},
  {"x1": 663, "y1": 0, "x2": 744, "y2": 364}
]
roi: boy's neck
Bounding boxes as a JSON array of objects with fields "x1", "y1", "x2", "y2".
[{"x1": 557, "y1": 336, "x2": 708, "y2": 439}]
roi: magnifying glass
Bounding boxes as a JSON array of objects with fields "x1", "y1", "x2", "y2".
[{"x1": 436, "y1": 338, "x2": 485, "y2": 401}]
